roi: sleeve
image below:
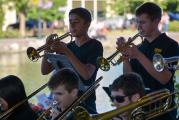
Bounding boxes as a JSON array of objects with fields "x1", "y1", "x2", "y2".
[
  {"x1": 164, "y1": 41, "x2": 179, "y2": 57},
  {"x1": 87, "y1": 41, "x2": 103, "y2": 68},
  {"x1": 164, "y1": 41, "x2": 179, "y2": 73}
]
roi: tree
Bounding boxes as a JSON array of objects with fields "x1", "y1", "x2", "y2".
[
  {"x1": 0, "y1": 0, "x2": 5, "y2": 30},
  {"x1": 2, "y1": 0, "x2": 66, "y2": 37},
  {"x1": 113, "y1": 0, "x2": 179, "y2": 16},
  {"x1": 3, "y1": 0, "x2": 29, "y2": 37}
]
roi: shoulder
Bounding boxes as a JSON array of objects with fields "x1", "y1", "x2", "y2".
[
  {"x1": 162, "y1": 33, "x2": 178, "y2": 45},
  {"x1": 89, "y1": 39, "x2": 103, "y2": 48}
]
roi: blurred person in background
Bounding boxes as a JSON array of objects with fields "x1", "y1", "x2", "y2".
[{"x1": 161, "y1": 11, "x2": 170, "y2": 33}]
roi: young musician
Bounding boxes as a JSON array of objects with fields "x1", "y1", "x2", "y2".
[
  {"x1": 110, "y1": 72, "x2": 145, "y2": 120},
  {"x1": 116, "y1": 2, "x2": 178, "y2": 120},
  {"x1": 41, "y1": 7, "x2": 103, "y2": 113},
  {"x1": 0, "y1": 75, "x2": 37, "y2": 120},
  {"x1": 48, "y1": 68, "x2": 96, "y2": 120}
]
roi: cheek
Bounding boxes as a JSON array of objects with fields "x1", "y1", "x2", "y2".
[
  {"x1": 53, "y1": 95, "x2": 62, "y2": 102},
  {"x1": 114, "y1": 101, "x2": 129, "y2": 108}
]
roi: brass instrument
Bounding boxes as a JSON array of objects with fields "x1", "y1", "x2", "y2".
[
  {"x1": 97, "y1": 32, "x2": 142, "y2": 71},
  {"x1": 37, "y1": 100, "x2": 58, "y2": 120},
  {"x1": 73, "y1": 89, "x2": 178, "y2": 120},
  {"x1": 0, "y1": 83, "x2": 48, "y2": 120},
  {"x1": 36, "y1": 107, "x2": 52, "y2": 120},
  {"x1": 37, "y1": 76, "x2": 103, "y2": 120},
  {"x1": 27, "y1": 32, "x2": 72, "y2": 62},
  {"x1": 153, "y1": 53, "x2": 179, "y2": 72}
]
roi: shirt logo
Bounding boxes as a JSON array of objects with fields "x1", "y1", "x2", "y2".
[{"x1": 154, "y1": 48, "x2": 162, "y2": 53}]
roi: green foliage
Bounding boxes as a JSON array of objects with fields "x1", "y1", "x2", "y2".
[
  {"x1": 0, "y1": 1, "x2": 4, "y2": 29},
  {"x1": 168, "y1": 21, "x2": 179, "y2": 32},
  {"x1": 0, "y1": 29, "x2": 19, "y2": 38},
  {"x1": 27, "y1": 0, "x2": 66, "y2": 22},
  {"x1": 114, "y1": 0, "x2": 179, "y2": 15},
  {"x1": 7, "y1": 0, "x2": 29, "y2": 13}
]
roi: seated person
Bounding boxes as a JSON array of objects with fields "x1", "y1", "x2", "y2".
[
  {"x1": 0, "y1": 75, "x2": 38, "y2": 120},
  {"x1": 110, "y1": 72, "x2": 145, "y2": 120},
  {"x1": 47, "y1": 68, "x2": 96, "y2": 120}
]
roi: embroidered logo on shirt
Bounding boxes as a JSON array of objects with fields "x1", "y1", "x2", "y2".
[{"x1": 154, "y1": 48, "x2": 162, "y2": 53}]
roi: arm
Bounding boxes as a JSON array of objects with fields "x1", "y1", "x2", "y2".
[
  {"x1": 127, "y1": 46, "x2": 172, "y2": 85},
  {"x1": 65, "y1": 49, "x2": 96, "y2": 80},
  {"x1": 41, "y1": 55, "x2": 54, "y2": 75},
  {"x1": 123, "y1": 60, "x2": 132, "y2": 73},
  {"x1": 51, "y1": 41, "x2": 103, "y2": 80},
  {"x1": 41, "y1": 34, "x2": 58, "y2": 75},
  {"x1": 136, "y1": 52, "x2": 171, "y2": 85}
]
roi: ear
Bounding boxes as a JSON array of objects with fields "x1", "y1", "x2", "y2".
[
  {"x1": 131, "y1": 93, "x2": 140, "y2": 102},
  {"x1": 153, "y1": 18, "x2": 161, "y2": 25},
  {"x1": 70, "y1": 88, "x2": 78, "y2": 98},
  {"x1": 84, "y1": 22, "x2": 90, "y2": 28},
  {"x1": 0, "y1": 98, "x2": 8, "y2": 111}
]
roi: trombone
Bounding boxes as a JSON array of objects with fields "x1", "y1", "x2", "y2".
[
  {"x1": 36, "y1": 76, "x2": 103, "y2": 120},
  {"x1": 0, "y1": 83, "x2": 48, "y2": 120},
  {"x1": 153, "y1": 53, "x2": 179, "y2": 72},
  {"x1": 73, "y1": 89, "x2": 178, "y2": 120},
  {"x1": 26, "y1": 32, "x2": 72, "y2": 62},
  {"x1": 97, "y1": 32, "x2": 142, "y2": 71},
  {"x1": 53, "y1": 76, "x2": 103, "y2": 120}
]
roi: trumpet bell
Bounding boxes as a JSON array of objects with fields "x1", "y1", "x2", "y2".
[
  {"x1": 153, "y1": 53, "x2": 164, "y2": 72},
  {"x1": 97, "y1": 57, "x2": 110, "y2": 71},
  {"x1": 26, "y1": 47, "x2": 40, "y2": 62}
]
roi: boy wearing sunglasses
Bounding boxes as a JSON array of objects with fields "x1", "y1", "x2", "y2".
[{"x1": 110, "y1": 72, "x2": 145, "y2": 120}]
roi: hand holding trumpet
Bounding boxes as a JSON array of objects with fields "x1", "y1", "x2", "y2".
[
  {"x1": 44, "y1": 33, "x2": 58, "y2": 53},
  {"x1": 50, "y1": 41, "x2": 69, "y2": 55},
  {"x1": 116, "y1": 36, "x2": 142, "y2": 60},
  {"x1": 26, "y1": 32, "x2": 72, "y2": 62}
]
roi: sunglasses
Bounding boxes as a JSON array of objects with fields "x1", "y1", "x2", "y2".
[{"x1": 111, "y1": 95, "x2": 129, "y2": 103}]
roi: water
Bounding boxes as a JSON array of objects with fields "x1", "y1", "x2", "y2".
[{"x1": 1, "y1": 52, "x2": 179, "y2": 114}]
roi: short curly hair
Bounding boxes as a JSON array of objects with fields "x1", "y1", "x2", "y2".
[
  {"x1": 48, "y1": 68, "x2": 79, "y2": 93},
  {"x1": 69, "y1": 7, "x2": 92, "y2": 23},
  {"x1": 111, "y1": 72, "x2": 145, "y2": 98},
  {"x1": 135, "y1": 2, "x2": 162, "y2": 21}
]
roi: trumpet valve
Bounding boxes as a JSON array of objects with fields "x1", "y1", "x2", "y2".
[{"x1": 97, "y1": 57, "x2": 110, "y2": 71}]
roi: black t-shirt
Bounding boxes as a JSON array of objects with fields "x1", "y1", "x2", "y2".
[
  {"x1": 67, "y1": 39, "x2": 103, "y2": 113},
  {"x1": 6, "y1": 105, "x2": 38, "y2": 120},
  {"x1": 130, "y1": 33, "x2": 178, "y2": 120},
  {"x1": 130, "y1": 33, "x2": 178, "y2": 92},
  {"x1": 67, "y1": 39, "x2": 103, "y2": 86}
]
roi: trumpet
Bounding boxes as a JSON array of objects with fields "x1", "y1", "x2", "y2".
[
  {"x1": 73, "y1": 89, "x2": 178, "y2": 120},
  {"x1": 153, "y1": 53, "x2": 179, "y2": 72},
  {"x1": 27, "y1": 32, "x2": 72, "y2": 62},
  {"x1": 97, "y1": 32, "x2": 142, "y2": 71}
]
